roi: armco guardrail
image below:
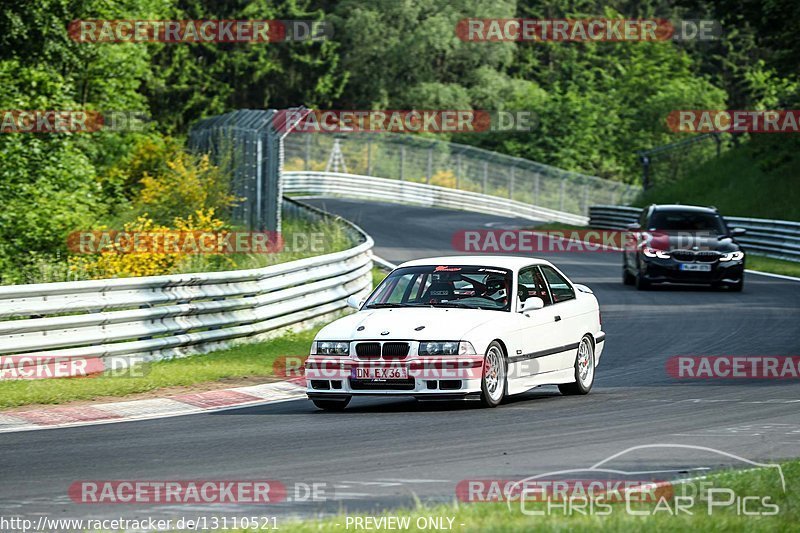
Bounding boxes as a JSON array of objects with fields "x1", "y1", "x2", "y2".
[
  {"x1": 284, "y1": 171, "x2": 589, "y2": 226},
  {"x1": 589, "y1": 205, "x2": 800, "y2": 262},
  {"x1": 0, "y1": 199, "x2": 374, "y2": 375}
]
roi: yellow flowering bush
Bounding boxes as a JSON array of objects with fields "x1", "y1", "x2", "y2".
[
  {"x1": 68, "y1": 208, "x2": 232, "y2": 279},
  {"x1": 429, "y1": 169, "x2": 457, "y2": 188},
  {"x1": 135, "y1": 150, "x2": 239, "y2": 225}
]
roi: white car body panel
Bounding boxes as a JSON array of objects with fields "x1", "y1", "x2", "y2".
[{"x1": 306, "y1": 255, "x2": 605, "y2": 400}]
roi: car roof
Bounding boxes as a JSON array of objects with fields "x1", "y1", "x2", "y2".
[
  {"x1": 396, "y1": 255, "x2": 553, "y2": 270},
  {"x1": 651, "y1": 204, "x2": 718, "y2": 214}
]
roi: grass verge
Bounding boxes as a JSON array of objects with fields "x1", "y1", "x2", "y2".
[
  {"x1": 0, "y1": 328, "x2": 318, "y2": 409},
  {"x1": 746, "y1": 254, "x2": 800, "y2": 278},
  {"x1": 243, "y1": 459, "x2": 798, "y2": 532}
]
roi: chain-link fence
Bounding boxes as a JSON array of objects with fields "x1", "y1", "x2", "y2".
[
  {"x1": 284, "y1": 133, "x2": 639, "y2": 217},
  {"x1": 189, "y1": 109, "x2": 303, "y2": 232},
  {"x1": 636, "y1": 132, "x2": 733, "y2": 190}
]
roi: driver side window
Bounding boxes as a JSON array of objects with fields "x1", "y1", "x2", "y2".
[
  {"x1": 518, "y1": 266, "x2": 552, "y2": 306},
  {"x1": 539, "y1": 266, "x2": 575, "y2": 303}
]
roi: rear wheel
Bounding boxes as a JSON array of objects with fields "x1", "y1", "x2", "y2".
[
  {"x1": 559, "y1": 336, "x2": 595, "y2": 396},
  {"x1": 480, "y1": 342, "x2": 507, "y2": 408},
  {"x1": 312, "y1": 397, "x2": 351, "y2": 411},
  {"x1": 623, "y1": 266, "x2": 635, "y2": 286}
]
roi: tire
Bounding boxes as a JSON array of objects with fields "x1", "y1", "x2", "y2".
[
  {"x1": 558, "y1": 336, "x2": 595, "y2": 396},
  {"x1": 623, "y1": 266, "x2": 635, "y2": 286},
  {"x1": 713, "y1": 278, "x2": 744, "y2": 292},
  {"x1": 480, "y1": 341, "x2": 507, "y2": 408},
  {"x1": 635, "y1": 271, "x2": 650, "y2": 291},
  {"x1": 312, "y1": 397, "x2": 351, "y2": 411}
]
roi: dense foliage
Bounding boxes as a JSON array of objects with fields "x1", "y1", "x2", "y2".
[{"x1": 0, "y1": 0, "x2": 798, "y2": 282}]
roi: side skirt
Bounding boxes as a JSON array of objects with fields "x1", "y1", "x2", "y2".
[{"x1": 506, "y1": 368, "x2": 576, "y2": 396}]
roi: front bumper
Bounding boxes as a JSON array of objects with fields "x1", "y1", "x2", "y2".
[
  {"x1": 640, "y1": 256, "x2": 744, "y2": 285},
  {"x1": 305, "y1": 355, "x2": 485, "y2": 398}
]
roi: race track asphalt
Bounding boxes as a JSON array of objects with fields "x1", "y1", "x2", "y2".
[{"x1": 1, "y1": 197, "x2": 798, "y2": 522}]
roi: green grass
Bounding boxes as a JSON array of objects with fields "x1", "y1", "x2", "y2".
[
  {"x1": 746, "y1": 254, "x2": 800, "y2": 278},
  {"x1": 634, "y1": 138, "x2": 800, "y2": 221},
  {"x1": 234, "y1": 460, "x2": 799, "y2": 532},
  {"x1": 0, "y1": 328, "x2": 320, "y2": 409}
]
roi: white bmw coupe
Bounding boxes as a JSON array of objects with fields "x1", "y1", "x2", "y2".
[{"x1": 305, "y1": 256, "x2": 605, "y2": 410}]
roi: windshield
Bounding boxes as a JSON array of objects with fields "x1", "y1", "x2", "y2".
[
  {"x1": 648, "y1": 211, "x2": 728, "y2": 235},
  {"x1": 365, "y1": 265, "x2": 513, "y2": 312}
]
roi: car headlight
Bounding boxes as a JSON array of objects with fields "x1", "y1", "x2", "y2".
[
  {"x1": 642, "y1": 247, "x2": 670, "y2": 259},
  {"x1": 313, "y1": 341, "x2": 350, "y2": 355},
  {"x1": 719, "y1": 251, "x2": 744, "y2": 262},
  {"x1": 418, "y1": 341, "x2": 476, "y2": 356}
]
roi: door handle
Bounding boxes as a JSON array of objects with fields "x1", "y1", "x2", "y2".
[{"x1": 554, "y1": 315, "x2": 562, "y2": 322}]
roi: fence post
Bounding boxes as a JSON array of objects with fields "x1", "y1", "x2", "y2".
[
  {"x1": 304, "y1": 134, "x2": 310, "y2": 170},
  {"x1": 482, "y1": 160, "x2": 488, "y2": 194},
  {"x1": 256, "y1": 137, "x2": 263, "y2": 229},
  {"x1": 426, "y1": 146, "x2": 433, "y2": 184},
  {"x1": 509, "y1": 166, "x2": 515, "y2": 199},
  {"x1": 456, "y1": 152, "x2": 461, "y2": 189},
  {"x1": 367, "y1": 138, "x2": 372, "y2": 176},
  {"x1": 534, "y1": 173, "x2": 539, "y2": 205},
  {"x1": 399, "y1": 144, "x2": 405, "y2": 181},
  {"x1": 582, "y1": 183, "x2": 589, "y2": 216},
  {"x1": 559, "y1": 178, "x2": 566, "y2": 212}
]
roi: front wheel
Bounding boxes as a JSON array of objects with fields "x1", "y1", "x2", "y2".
[
  {"x1": 480, "y1": 342, "x2": 507, "y2": 408},
  {"x1": 559, "y1": 336, "x2": 595, "y2": 396},
  {"x1": 312, "y1": 397, "x2": 351, "y2": 411},
  {"x1": 635, "y1": 271, "x2": 650, "y2": 291},
  {"x1": 728, "y1": 278, "x2": 744, "y2": 292}
]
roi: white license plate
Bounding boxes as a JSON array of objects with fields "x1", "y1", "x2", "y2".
[
  {"x1": 680, "y1": 263, "x2": 712, "y2": 272},
  {"x1": 352, "y1": 366, "x2": 409, "y2": 380}
]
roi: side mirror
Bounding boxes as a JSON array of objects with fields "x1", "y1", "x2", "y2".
[
  {"x1": 346, "y1": 295, "x2": 362, "y2": 310},
  {"x1": 626, "y1": 222, "x2": 641, "y2": 231},
  {"x1": 730, "y1": 227, "x2": 747, "y2": 237},
  {"x1": 519, "y1": 297, "x2": 544, "y2": 313}
]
